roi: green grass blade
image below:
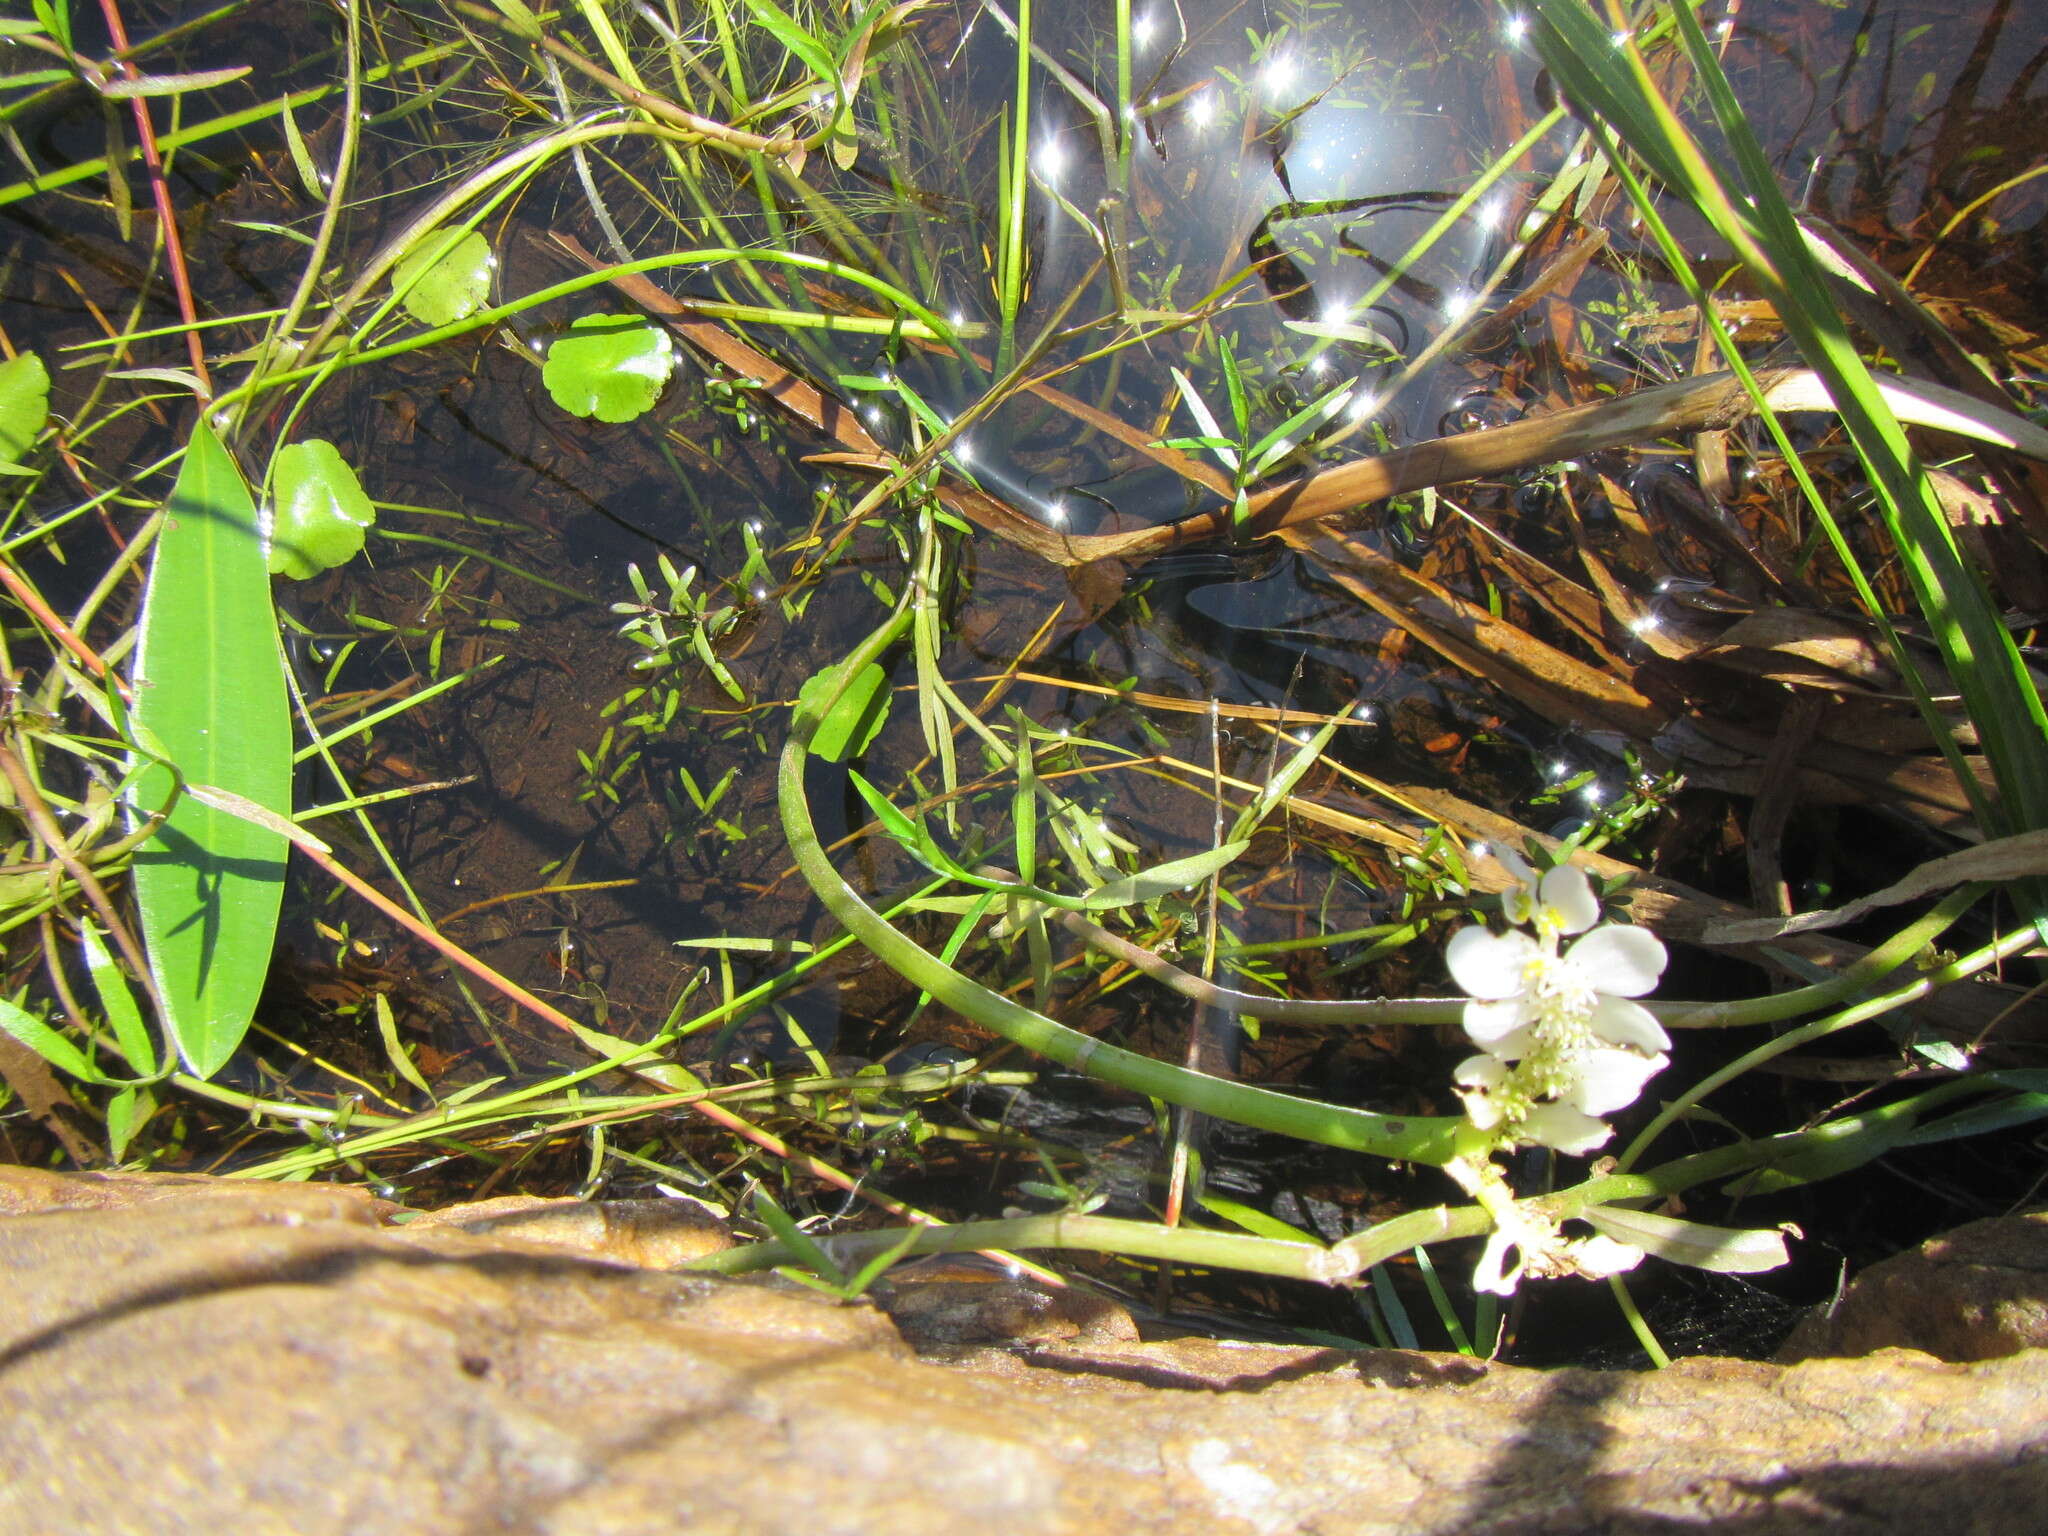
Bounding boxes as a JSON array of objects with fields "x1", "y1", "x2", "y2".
[
  {"x1": 130, "y1": 422, "x2": 291, "y2": 1078},
  {"x1": 1524, "y1": 0, "x2": 2048, "y2": 851}
]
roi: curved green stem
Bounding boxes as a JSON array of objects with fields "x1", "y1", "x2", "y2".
[
  {"x1": 777, "y1": 609, "x2": 1462, "y2": 1165},
  {"x1": 689, "y1": 1210, "x2": 1348, "y2": 1282},
  {"x1": 1618, "y1": 895, "x2": 2032, "y2": 1171}
]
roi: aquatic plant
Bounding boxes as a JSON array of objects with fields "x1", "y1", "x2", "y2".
[{"x1": 0, "y1": 0, "x2": 2044, "y2": 1365}]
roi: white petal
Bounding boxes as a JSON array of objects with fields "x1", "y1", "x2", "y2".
[
  {"x1": 1519, "y1": 1101, "x2": 1613, "y2": 1154},
  {"x1": 1563, "y1": 925, "x2": 1667, "y2": 997},
  {"x1": 1497, "y1": 849, "x2": 1537, "y2": 926},
  {"x1": 1471, "y1": 1227, "x2": 1527, "y2": 1296},
  {"x1": 1570, "y1": 1234, "x2": 1645, "y2": 1279},
  {"x1": 1567, "y1": 1047, "x2": 1666, "y2": 1115},
  {"x1": 1453, "y1": 1053, "x2": 1509, "y2": 1092},
  {"x1": 1502, "y1": 884, "x2": 1535, "y2": 927},
  {"x1": 1446, "y1": 926, "x2": 1538, "y2": 1000},
  {"x1": 1453, "y1": 1055, "x2": 1509, "y2": 1128},
  {"x1": 1463, "y1": 997, "x2": 1537, "y2": 1056},
  {"x1": 1538, "y1": 864, "x2": 1601, "y2": 934},
  {"x1": 1590, "y1": 995, "x2": 1671, "y2": 1054},
  {"x1": 1497, "y1": 847, "x2": 1538, "y2": 887}
]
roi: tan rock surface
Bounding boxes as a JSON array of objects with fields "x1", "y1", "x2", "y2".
[
  {"x1": 2, "y1": 1167, "x2": 2045, "y2": 1535},
  {"x1": 1777, "y1": 1208, "x2": 2048, "y2": 1362}
]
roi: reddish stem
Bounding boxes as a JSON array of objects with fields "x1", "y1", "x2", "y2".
[{"x1": 94, "y1": 0, "x2": 212, "y2": 400}]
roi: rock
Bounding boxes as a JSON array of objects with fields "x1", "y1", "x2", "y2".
[
  {"x1": 1777, "y1": 1209, "x2": 2048, "y2": 1363},
  {"x1": 873, "y1": 1270, "x2": 1140, "y2": 1351},
  {"x1": 402, "y1": 1193, "x2": 735, "y2": 1267},
  {"x1": 3, "y1": 1167, "x2": 2047, "y2": 1535}
]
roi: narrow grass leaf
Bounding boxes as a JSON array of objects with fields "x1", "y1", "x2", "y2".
[
  {"x1": 1083, "y1": 839, "x2": 1249, "y2": 910},
  {"x1": 374, "y1": 992, "x2": 434, "y2": 1098},
  {"x1": 98, "y1": 67, "x2": 252, "y2": 98},
  {"x1": 79, "y1": 921, "x2": 155, "y2": 1077},
  {"x1": 131, "y1": 422, "x2": 290, "y2": 1079},
  {"x1": 0, "y1": 994, "x2": 102, "y2": 1083},
  {"x1": 104, "y1": 1085, "x2": 153, "y2": 1162}
]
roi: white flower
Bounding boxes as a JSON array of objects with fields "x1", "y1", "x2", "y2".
[
  {"x1": 1446, "y1": 863, "x2": 1670, "y2": 1154},
  {"x1": 1493, "y1": 847, "x2": 1601, "y2": 933}
]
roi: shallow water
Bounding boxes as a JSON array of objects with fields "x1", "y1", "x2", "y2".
[{"x1": 2, "y1": 0, "x2": 2044, "y2": 1359}]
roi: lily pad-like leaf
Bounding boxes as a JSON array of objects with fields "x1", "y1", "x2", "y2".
[
  {"x1": 799, "y1": 660, "x2": 891, "y2": 762},
  {"x1": 391, "y1": 229, "x2": 493, "y2": 328},
  {"x1": 269, "y1": 439, "x2": 376, "y2": 579},
  {"x1": 0, "y1": 350, "x2": 49, "y2": 472},
  {"x1": 543, "y1": 314, "x2": 676, "y2": 423},
  {"x1": 131, "y1": 422, "x2": 291, "y2": 1079}
]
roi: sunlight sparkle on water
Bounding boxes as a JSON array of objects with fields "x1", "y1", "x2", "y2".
[
  {"x1": 1346, "y1": 392, "x2": 1380, "y2": 422},
  {"x1": 1035, "y1": 137, "x2": 1067, "y2": 182},
  {"x1": 1187, "y1": 92, "x2": 1216, "y2": 129},
  {"x1": 1133, "y1": 10, "x2": 1158, "y2": 46},
  {"x1": 1261, "y1": 54, "x2": 1295, "y2": 97},
  {"x1": 1504, "y1": 14, "x2": 1528, "y2": 43},
  {"x1": 1443, "y1": 289, "x2": 1475, "y2": 322}
]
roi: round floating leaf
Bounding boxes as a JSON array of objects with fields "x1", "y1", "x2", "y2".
[
  {"x1": 0, "y1": 350, "x2": 50, "y2": 472},
  {"x1": 543, "y1": 314, "x2": 676, "y2": 423},
  {"x1": 391, "y1": 229, "x2": 493, "y2": 327},
  {"x1": 799, "y1": 661, "x2": 891, "y2": 763},
  {"x1": 269, "y1": 439, "x2": 376, "y2": 579}
]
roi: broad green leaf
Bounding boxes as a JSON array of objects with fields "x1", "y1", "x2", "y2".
[
  {"x1": 1083, "y1": 839, "x2": 1251, "y2": 910},
  {"x1": 79, "y1": 922, "x2": 155, "y2": 1077},
  {"x1": 0, "y1": 994, "x2": 101, "y2": 1082},
  {"x1": 130, "y1": 422, "x2": 290, "y2": 1079},
  {"x1": 799, "y1": 661, "x2": 890, "y2": 762},
  {"x1": 391, "y1": 228, "x2": 493, "y2": 327},
  {"x1": 0, "y1": 350, "x2": 50, "y2": 469},
  {"x1": 269, "y1": 438, "x2": 376, "y2": 579},
  {"x1": 543, "y1": 314, "x2": 676, "y2": 422}
]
